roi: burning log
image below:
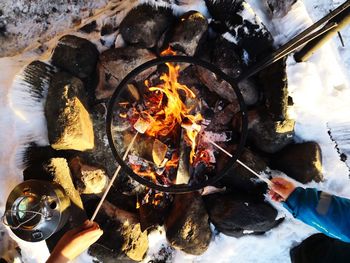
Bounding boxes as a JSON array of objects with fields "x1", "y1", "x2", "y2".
[
  {"x1": 120, "y1": 83, "x2": 141, "y2": 103},
  {"x1": 175, "y1": 130, "x2": 191, "y2": 185}
]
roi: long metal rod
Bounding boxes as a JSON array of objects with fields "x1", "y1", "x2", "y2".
[
  {"x1": 91, "y1": 132, "x2": 138, "y2": 221},
  {"x1": 236, "y1": 0, "x2": 350, "y2": 82},
  {"x1": 207, "y1": 139, "x2": 272, "y2": 186},
  {"x1": 273, "y1": 22, "x2": 338, "y2": 63}
]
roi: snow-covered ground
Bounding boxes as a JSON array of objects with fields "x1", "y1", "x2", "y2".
[{"x1": 0, "y1": 0, "x2": 350, "y2": 262}]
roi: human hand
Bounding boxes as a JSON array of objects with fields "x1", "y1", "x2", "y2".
[
  {"x1": 46, "y1": 220, "x2": 103, "y2": 263},
  {"x1": 269, "y1": 177, "x2": 296, "y2": 202}
]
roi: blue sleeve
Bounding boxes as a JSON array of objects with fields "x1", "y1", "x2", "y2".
[{"x1": 283, "y1": 187, "x2": 350, "y2": 243}]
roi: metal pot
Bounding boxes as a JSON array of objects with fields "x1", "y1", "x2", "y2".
[{"x1": 3, "y1": 180, "x2": 70, "y2": 242}]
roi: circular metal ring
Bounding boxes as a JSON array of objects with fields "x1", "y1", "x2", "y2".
[{"x1": 106, "y1": 55, "x2": 248, "y2": 193}]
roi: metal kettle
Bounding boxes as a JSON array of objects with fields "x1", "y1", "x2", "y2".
[{"x1": 2, "y1": 180, "x2": 70, "y2": 242}]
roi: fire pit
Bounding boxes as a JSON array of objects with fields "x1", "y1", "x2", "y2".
[
  {"x1": 5, "y1": 0, "x2": 328, "y2": 261},
  {"x1": 107, "y1": 55, "x2": 248, "y2": 193}
]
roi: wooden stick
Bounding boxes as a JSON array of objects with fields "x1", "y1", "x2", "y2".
[
  {"x1": 91, "y1": 132, "x2": 138, "y2": 221},
  {"x1": 207, "y1": 139, "x2": 272, "y2": 186}
]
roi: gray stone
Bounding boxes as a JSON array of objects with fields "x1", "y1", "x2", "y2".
[
  {"x1": 197, "y1": 68, "x2": 257, "y2": 106},
  {"x1": 45, "y1": 72, "x2": 94, "y2": 151},
  {"x1": 169, "y1": 11, "x2": 208, "y2": 56},
  {"x1": 197, "y1": 65, "x2": 237, "y2": 102},
  {"x1": 259, "y1": 57, "x2": 288, "y2": 121},
  {"x1": 204, "y1": 192, "x2": 281, "y2": 237},
  {"x1": 45, "y1": 158, "x2": 86, "y2": 222},
  {"x1": 212, "y1": 36, "x2": 242, "y2": 79},
  {"x1": 69, "y1": 157, "x2": 108, "y2": 195},
  {"x1": 120, "y1": 4, "x2": 174, "y2": 48},
  {"x1": 165, "y1": 192, "x2": 211, "y2": 255},
  {"x1": 51, "y1": 35, "x2": 99, "y2": 79},
  {"x1": 247, "y1": 109, "x2": 295, "y2": 153},
  {"x1": 272, "y1": 142, "x2": 323, "y2": 183},
  {"x1": 237, "y1": 79, "x2": 259, "y2": 106},
  {"x1": 96, "y1": 46, "x2": 156, "y2": 99}
]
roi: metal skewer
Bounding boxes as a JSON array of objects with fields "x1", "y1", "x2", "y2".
[
  {"x1": 207, "y1": 138, "x2": 272, "y2": 186},
  {"x1": 236, "y1": 0, "x2": 350, "y2": 82},
  {"x1": 91, "y1": 132, "x2": 139, "y2": 221}
]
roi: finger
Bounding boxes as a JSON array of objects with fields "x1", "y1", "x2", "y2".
[
  {"x1": 73, "y1": 227, "x2": 103, "y2": 240},
  {"x1": 270, "y1": 181, "x2": 288, "y2": 193},
  {"x1": 272, "y1": 192, "x2": 283, "y2": 202},
  {"x1": 268, "y1": 190, "x2": 276, "y2": 198},
  {"x1": 271, "y1": 177, "x2": 289, "y2": 186}
]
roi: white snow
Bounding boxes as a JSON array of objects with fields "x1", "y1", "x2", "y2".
[{"x1": 1, "y1": 0, "x2": 350, "y2": 262}]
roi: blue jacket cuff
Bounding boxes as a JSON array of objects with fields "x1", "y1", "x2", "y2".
[{"x1": 282, "y1": 187, "x2": 304, "y2": 217}]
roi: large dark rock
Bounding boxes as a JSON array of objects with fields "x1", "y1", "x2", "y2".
[
  {"x1": 165, "y1": 192, "x2": 211, "y2": 255},
  {"x1": 51, "y1": 35, "x2": 99, "y2": 79},
  {"x1": 169, "y1": 11, "x2": 208, "y2": 56},
  {"x1": 247, "y1": 109, "x2": 295, "y2": 153},
  {"x1": 206, "y1": 103, "x2": 240, "y2": 131},
  {"x1": 204, "y1": 192, "x2": 281, "y2": 237},
  {"x1": 259, "y1": 58, "x2": 288, "y2": 121},
  {"x1": 290, "y1": 234, "x2": 350, "y2": 263},
  {"x1": 120, "y1": 4, "x2": 174, "y2": 48},
  {"x1": 206, "y1": 0, "x2": 273, "y2": 63},
  {"x1": 45, "y1": 72, "x2": 94, "y2": 151},
  {"x1": 197, "y1": 65, "x2": 237, "y2": 103},
  {"x1": 196, "y1": 37, "x2": 257, "y2": 105},
  {"x1": 96, "y1": 46, "x2": 156, "y2": 99},
  {"x1": 271, "y1": 142, "x2": 323, "y2": 183},
  {"x1": 212, "y1": 37, "x2": 258, "y2": 105},
  {"x1": 218, "y1": 147, "x2": 268, "y2": 194},
  {"x1": 205, "y1": 0, "x2": 244, "y2": 28},
  {"x1": 211, "y1": 36, "x2": 242, "y2": 78},
  {"x1": 235, "y1": 19, "x2": 274, "y2": 63}
]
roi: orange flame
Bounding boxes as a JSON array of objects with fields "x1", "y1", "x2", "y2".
[
  {"x1": 130, "y1": 163, "x2": 158, "y2": 183},
  {"x1": 161, "y1": 46, "x2": 177, "y2": 56},
  {"x1": 143, "y1": 62, "x2": 202, "y2": 163}
]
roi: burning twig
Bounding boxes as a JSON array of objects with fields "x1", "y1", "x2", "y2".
[
  {"x1": 176, "y1": 129, "x2": 191, "y2": 184},
  {"x1": 91, "y1": 132, "x2": 139, "y2": 221},
  {"x1": 206, "y1": 138, "x2": 272, "y2": 186}
]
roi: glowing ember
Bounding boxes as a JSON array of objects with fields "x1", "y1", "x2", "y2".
[{"x1": 160, "y1": 46, "x2": 177, "y2": 56}]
